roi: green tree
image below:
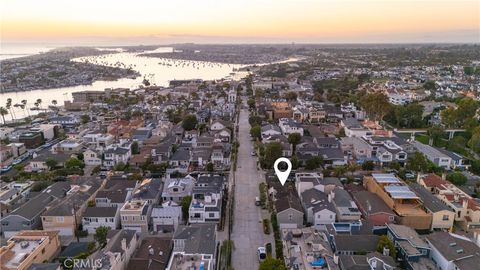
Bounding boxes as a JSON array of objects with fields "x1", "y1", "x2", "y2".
[
  {"x1": 305, "y1": 156, "x2": 323, "y2": 170},
  {"x1": 427, "y1": 125, "x2": 444, "y2": 146},
  {"x1": 182, "y1": 114, "x2": 197, "y2": 131},
  {"x1": 359, "y1": 92, "x2": 391, "y2": 122},
  {"x1": 114, "y1": 162, "x2": 127, "y2": 171},
  {"x1": 468, "y1": 127, "x2": 480, "y2": 154},
  {"x1": 45, "y1": 158, "x2": 58, "y2": 170},
  {"x1": 377, "y1": 235, "x2": 396, "y2": 258},
  {"x1": 0, "y1": 106, "x2": 8, "y2": 124},
  {"x1": 247, "y1": 98, "x2": 256, "y2": 109},
  {"x1": 92, "y1": 166, "x2": 101, "y2": 175},
  {"x1": 181, "y1": 196, "x2": 192, "y2": 222},
  {"x1": 333, "y1": 166, "x2": 347, "y2": 177},
  {"x1": 94, "y1": 226, "x2": 110, "y2": 248},
  {"x1": 423, "y1": 80, "x2": 436, "y2": 90},
  {"x1": 250, "y1": 125, "x2": 261, "y2": 140},
  {"x1": 284, "y1": 91, "x2": 297, "y2": 101},
  {"x1": 206, "y1": 162, "x2": 214, "y2": 172},
  {"x1": 81, "y1": 115, "x2": 91, "y2": 124},
  {"x1": 248, "y1": 116, "x2": 262, "y2": 127},
  {"x1": 406, "y1": 152, "x2": 429, "y2": 173},
  {"x1": 362, "y1": 160, "x2": 375, "y2": 171},
  {"x1": 131, "y1": 141, "x2": 140, "y2": 155},
  {"x1": 446, "y1": 172, "x2": 468, "y2": 186},
  {"x1": 262, "y1": 142, "x2": 283, "y2": 169},
  {"x1": 65, "y1": 157, "x2": 85, "y2": 169},
  {"x1": 287, "y1": 133, "x2": 302, "y2": 154},
  {"x1": 259, "y1": 257, "x2": 286, "y2": 270}
]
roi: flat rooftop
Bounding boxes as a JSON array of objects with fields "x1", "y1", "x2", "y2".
[{"x1": 371, "y1": 173, "x2": 401, "y2": 184}]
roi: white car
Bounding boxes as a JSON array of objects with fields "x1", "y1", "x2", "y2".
[{"x1": 257, "y1": 247, "x2": 267, "y2": 261}]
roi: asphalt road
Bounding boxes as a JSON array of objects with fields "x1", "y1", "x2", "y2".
[{"x1": 231, "y1": 103, "x2": 273, "y2": 269}]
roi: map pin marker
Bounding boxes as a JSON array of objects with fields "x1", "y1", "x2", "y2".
[{"x1": 274, "y1": 157, "x2": 292, "y2": 186}]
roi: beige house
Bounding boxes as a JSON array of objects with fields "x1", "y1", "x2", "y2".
[
  {"x1": 41, "y1": 178, "x2": 103, "y2": 236},
  {"x1": 120, "y1": 200, "x2": 150, "y2": 233},
  {"x1": 0, "y1": 230, "x2": 60, "y2": 270}
]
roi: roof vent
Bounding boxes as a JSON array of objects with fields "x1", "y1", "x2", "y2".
[
  {"x1": 449, "y1": 242, "x2": 457, "y2": 247},
  {"x1": 456, "y1": 249, "x2": 464, "y2": 254}
]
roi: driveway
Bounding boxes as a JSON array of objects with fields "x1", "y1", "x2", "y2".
[{"x1": 231, "y1": 101, "x2": 274, "y2": 269}]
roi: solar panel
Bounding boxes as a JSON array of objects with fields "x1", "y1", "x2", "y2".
[{"x1": 372, "y1": 173, "x2": 401, "y2": 183}]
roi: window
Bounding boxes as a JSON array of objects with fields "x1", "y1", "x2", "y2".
[
  {"x1": 56, "y1": 217, "x2": 64, "y2": 222},
  {"x1": 141, "y1": 216, "x2": 145, "y2": 221},
  {"x1": 209, "y1": 213, "x2": 215, "y2": 218},
  {"x1": 288, "y1": 214, "x2": 293, "y2": 221},
  {"x1": 442, "y1": 215, "x2": 450, "y2": 221}
]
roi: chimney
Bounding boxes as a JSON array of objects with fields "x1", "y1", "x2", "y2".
[
  {"x1": 441, "y1": 173, "x2": 447, "y2": 180},
  {"x1": 462, "y1": 199, "x2": 468, "y2": 209},
  {"x1": 371, "y1": 258, "x2": 378, "y2": 269},
  {"x1": 121, "y1": 237, "x2": 127, "y2": 251},
  {"x1": 328, "y1": 193, "x2": 332, "y2": 203},
  {"x1": 383, "y1": 247, "x2": 390, "y2": 256}
]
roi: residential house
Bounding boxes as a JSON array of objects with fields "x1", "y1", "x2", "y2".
[
  {"x1": 104, "y1": 145, "x2": 131, "y2": 168},
  {"x1": 82, "y1": 207, "x2": 119, "y2": 234},
  {"x1": 411, "y1": 141, "x2": 452, "y2": 170},
  {"x1": 210, "y1": 119, "x2": 231, "y2": 131},
  {"x1": 261, "y1": 124, "x2": 282, "y2": 141},
  {"x1": 162, "y1": 176, "x2": 195, "y2": 203},
  {"x1": 418, "y1": 174, "x2": 480, "y2": 230},
  {"x1": 1, "y1": 182, "x2": 70, "y2": 238},
  {"x1": 25, "y1": 152, "x2": 72, "y2": 172},
  {"x1": 364, "y1": 173, "x2": 432, "y2": 230},
  {"x1": 126, "y1": 237, "x2": 172, "y2": 270},
  {"x1": 131, "y1": 178, "x2": 162, "y2": 205},
  {"x1": 83, "y1": 148, "x2": 102, "y2": 166},
  {"x1": 90, "y1": 229, "x2": 138, "y2": 270},
  {"x1": 330, "y1": 234, "x2": 380, "y2": 255},
  {"x1": 189, "y1": 175, "x2": 226, "y2": 224},
  {"x1": 95, "y1": 179, "x2": 137, "y2": 208},
  {"x1": 331, "y1": 187, "x2": 361, "y2": 222},
  {"x1": 0, "y1": 230, "x2": 60, "y2": 270},
  {"x1": 51, "y1": 139, "x2": 83, "y2": 154},
  {"x1": 167, "y1": 224, "x2": 217, "y2": 270},
  {"x1": 341, "y1": 118, "x2": 370, "y2": 138},
  {"x1": 120, "y1": 200, "x2": 151, "y2": 233},
  {"x1": 426, "y1": 231, "x2": 480, "y2": 270},
  {"x1": 275, "y1": 189, "x2": 304, "y2": 229},
  {"x1": 410, "y1": 183, "x2": 455, "y2": 230},
  {"x1": 278, "y1": 118, "x2": 304, "y2": 136},
  {"x1": 352, "y1": 190, "x2": 396, "y2": 227},
  {"x1": 41, "y1": 178, "x2": 103, "y2": 236},
  {"x1": 339, "y1": 252, "x2": 396, "y2": 270},
  {"x1": 386, "y1": 224, "x2": 431, "y2": 270},
  {"x1": 151, "y1": 202, "x2": 182, "y2": 233},
  {"x1": 301, "y1": 188, "x2": 336, "y2": 229}
]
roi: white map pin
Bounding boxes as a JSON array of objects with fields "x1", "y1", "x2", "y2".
[{"x1": 274, "y1": 157, "x2": 292, "y2": 186}]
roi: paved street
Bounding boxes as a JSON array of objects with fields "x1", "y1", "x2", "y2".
[{"x1": 231, "y1": 102, "x2": 273, "y2": 269}]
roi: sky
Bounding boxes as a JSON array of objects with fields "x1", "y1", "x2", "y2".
[{"x1": 1, "y1": 0, "x2": 479, "y2": 45}]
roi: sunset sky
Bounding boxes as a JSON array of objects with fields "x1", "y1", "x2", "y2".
[{"x1": 1, "y1": 0, "x2": 479, "y2": 44}]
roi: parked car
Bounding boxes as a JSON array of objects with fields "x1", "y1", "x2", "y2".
[
  {"x1": 255, "y1": 197, "x2": 261, "y2": 206},
  {"x1": 251, "y1": 151, "x2": 256, "y2": 156},
  {"x1": 257, "y1": 247, "x2": 267, "y2": 261}
]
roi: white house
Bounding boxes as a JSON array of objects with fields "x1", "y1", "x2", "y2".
[
  {"x1": 151, "y1": 202, "x2": 182, "y2": 232},
  {"x1": 278, "y1": 118, "x2": 304, "y2": 136},
  {"x1": 301, "y1": 188, "x2": 336, "y2": 229},
  {"x1": 83, "y1": 149, "x2": 102, "y2": 166},
  {"x1": 82, "y1": 207, "x2": 119, "y2": 234},
  {"x1": 426, "y1": 232, "x2": 480, "y2": 270},
  {"x1": 261, "y1": 124, "x2": 282, "y2": 140},
  {"x1": 103, "y1": 146, "x2": 131, "y2": 168}
]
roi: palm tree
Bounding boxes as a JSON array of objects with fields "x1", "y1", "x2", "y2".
[
  {"x1": 36, "y1": 99, "x2": 42, "y2": 110},
  {"x1": 6, "y1": 98, "x2": 16, "y2": 121},
  {"x1": 0, "y1": 107, "x2": 8, "y2": 124},
  {"x1": 21, "y1": 100, "x2": 30, "y2": 116}
]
